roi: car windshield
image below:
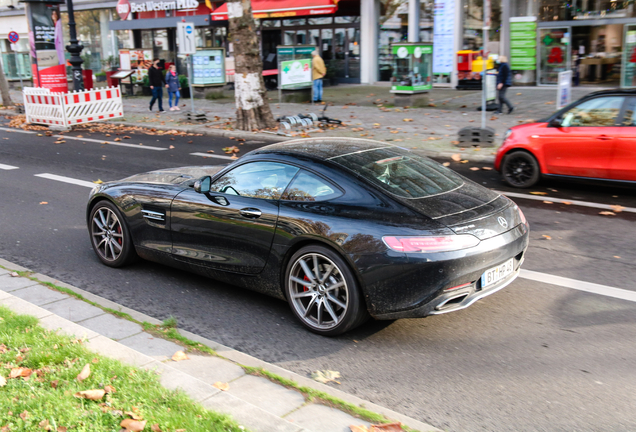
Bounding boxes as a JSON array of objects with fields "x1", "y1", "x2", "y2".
[{"x1": 331, "y1": 147, "x2": 464, "y2": 198}]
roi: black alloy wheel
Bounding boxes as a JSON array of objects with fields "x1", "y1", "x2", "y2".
[
  {"x1": 89, "y1": 201, "x2": 137, "y2": 267},
  {"x1": 285, "y1": 245, "x2": 368, "y2": 336},
  {"x1": 502, "y1": 151, "x2": 540, "y2": 188}
]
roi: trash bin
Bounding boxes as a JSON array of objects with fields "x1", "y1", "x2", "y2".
[{"x1": 82, "y1": 69, "x2": 94, "y2": 90}]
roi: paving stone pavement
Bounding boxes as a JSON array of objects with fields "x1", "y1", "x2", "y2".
[{"x1": 0, "y1": 259, "x2": 441, "y2": 432}]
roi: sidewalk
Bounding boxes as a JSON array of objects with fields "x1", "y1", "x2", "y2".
[
  {"x1": 0, "y1": 258, "x2": 440, "y2": 432},
  {"x1": 7, "y1": 84, "x2": 603, "y2": 163}
]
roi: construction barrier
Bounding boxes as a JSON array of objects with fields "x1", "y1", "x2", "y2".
[{"x1": 23, "y1": 86, "x2": 124, "y2": 128}]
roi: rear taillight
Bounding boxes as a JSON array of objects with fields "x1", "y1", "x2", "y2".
[{"x1": 382, "y1": 235, "x2": 480, "y2": 253}]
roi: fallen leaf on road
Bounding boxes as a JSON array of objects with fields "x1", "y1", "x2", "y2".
[
  {"x1": 74, "y1": 389, "x2": 105, "y2": 400},
  {"x1": 442, "y1": 162, "x2": 451, "y2": 167},
  {"x1": 403, "y1": 118, "x2": 413, "y2": 122},
  {"x1": 120, "y1": 419, "x2": 147, "y2": 432},
  {"x1": 563, "y1": 201, "x2": 571, "y2": 205},
  {"x1": 469, "y1": 167, "x2": 480, "y2": 171},
  {"x1": 114, "y1": 138, "x2": 121, "y2": 142},
  {"x1": 123, "y1": 136, "x2": 131, "y2": 139},
  {"x1": 610, "y1": 205, "x2": 624, "y2": 213},
  {"x1": 451, "y1": 154, "x2": 461, "y2": 162},
  {"x1": 213, "y1": 382, "x2": 230, "y2": 391},
  {"x1": 614, "y1": 256, "x2": 621, "y2": 259},
  {"x1": 516, "y1": 93, "x2": 522, "y2": 95},
  {"x1": 93, "y1": 179, "x2": 103, "y2": 184},
  {"x1": 599, "y1": 211, "x2": 616, "y2": 216},
  {"x1": 428, "y1": 103, "x2": 436, "y2": 107},
  {"x1": 171, "y1": 351, "x2": 189, "y2": 362},
  {"x1": 460, "y1": 160, "x2": 469, "y2": 163},
  {"x1": 76, "y1": 364, "x2": 90, "y2": 382},
  {"x1": 542, "y1": 201, "x2": 553, "y2": 204},
  {"x1": 544, "y1": 101, "x2": 555, "y2": 105},
  {"x1": 39, "y1": 202, "x2": 48, "y2": 205},
  {"x1": 10, "y1": 367, "x2": 32, "y2": 378},
  {"x1": 169, "y1": 145, "x2": 175, "y2": 149},
  {"x1": 541, "y1": 235, "x2": 552, "y2": 240},
  {"x1": 529, "y1": 191, "x2": 547, "y2": 195},
  {"x1": 311, "y1": 370, "x2": 341, "y2": 384}
]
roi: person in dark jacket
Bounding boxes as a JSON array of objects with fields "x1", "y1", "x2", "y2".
[
  {"x1": 165, "y1": 64, "x2": 181, "y2": 111},
  {"x1": 148, "y1": 58, "x2": 165, "y2": 113},
  {"x1": 495, "y1": 55, "x2": 514, "y2": 114}
]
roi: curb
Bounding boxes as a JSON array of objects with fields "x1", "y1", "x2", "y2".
[{"x1": 0, "y1": 257, "x2": 441, "y2": 432}]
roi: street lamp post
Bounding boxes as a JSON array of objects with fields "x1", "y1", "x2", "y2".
[{"x1": 66, "y1": 0, "x2": 84, "y2": 91}]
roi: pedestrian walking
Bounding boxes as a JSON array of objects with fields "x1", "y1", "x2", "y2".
[
  {"x1": 148, "y1": 58, "x2": 165, "y2": 113},
  {"x1": 495, "y1": 55, "x2": 513, "y2": 114},
  {"x1": 311, "y1": 50, "x2": 326, "y2": 103},
  {"x1": 165, "y1": 64, "x2": 181, "y2": 111}
]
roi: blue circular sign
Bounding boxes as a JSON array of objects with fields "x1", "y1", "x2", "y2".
[
  {"x1": 8, "y1": 31, "x2": 19, "y2": 44},
  {"x1": 185, "y1": 25, "x2": 193, "y2": 34}
]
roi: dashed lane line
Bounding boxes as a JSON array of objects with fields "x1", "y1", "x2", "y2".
[
  {"x1": 496, "y1": 190, "x2": 636, "y2": 214},
  {"x1": 34, "y1": 173, "x2": 96, "y2": 188},
  {"x1": 520, "y1": 269, "x2": 636, "y2": 303},
  {"x1": 0, "y1": 163, "x2": 18, "y2": 170},
  {"x1": 190, "y1": 152, "x2": 235, "y2": 160},
  {"x1": 0, "y1": 127, "x2": 167, "y2": 151}
]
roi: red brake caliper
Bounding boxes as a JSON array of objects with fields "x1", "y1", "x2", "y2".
[{"x1": 303, "y1": 275, "x2": 310, "y2": 292}]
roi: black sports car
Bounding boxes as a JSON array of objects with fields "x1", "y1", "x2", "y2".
[{"x1": 87, "y1": 138, "x2": 530, "y2": 335}]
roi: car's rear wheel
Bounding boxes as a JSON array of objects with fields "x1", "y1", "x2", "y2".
[
  {"x1": 89, "y1": 201, "x2": 136, "y2": 267},
  {"x1": 502, "y1": 151, "x2": 540, "y2": 188},
  {"x1": 285, "y1": 245, "x2": 368, "y2": 336}
]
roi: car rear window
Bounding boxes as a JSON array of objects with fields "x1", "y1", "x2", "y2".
[{"x1": 331, "y1": 147, "x2": 463, "y2": 199}]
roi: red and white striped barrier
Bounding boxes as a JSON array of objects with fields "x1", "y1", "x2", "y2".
[{"x1": 23, "y1": 86, "x2": 124, "y2": 128}]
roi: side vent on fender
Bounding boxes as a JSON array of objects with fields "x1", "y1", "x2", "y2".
[{"x1": 141, "y1": 209, "x2": 165, "y2": 223}]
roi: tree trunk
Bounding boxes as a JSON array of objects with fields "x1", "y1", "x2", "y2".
[
  {"x1": 228, "y1": 0, "x2": 276, "y2": 130},
  {"x1": 0, "y1": 59, "x2": 14, "y2": 107}
]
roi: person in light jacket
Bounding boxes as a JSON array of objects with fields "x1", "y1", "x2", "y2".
[
  {"x1": 312, "y1": 51, "x2": 326, "y2": 103},
  {"x1": 495, "y1": 55, "x2": 514, "y2": 114},
  {"x1": 165, "y1": 65, "x2": 181, "y2": 111}
]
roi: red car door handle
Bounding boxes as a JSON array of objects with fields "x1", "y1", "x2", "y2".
[{"x1": 595, "y1": 135, "x2": 613, "y2": 140}]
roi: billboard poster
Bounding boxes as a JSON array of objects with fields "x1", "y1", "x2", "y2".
[
  {"x1": 26, "y1": 1, "x2": 68, "y2": 93},
  {"x1": 433, "y1": 0, "x2": 455, "y2": 75},
  {"x1": 192, "y1": 49, "x2": 225, "y2": 85},
  {"x1": 280, "y1": 58, "x2": 312, "y2": 90}
]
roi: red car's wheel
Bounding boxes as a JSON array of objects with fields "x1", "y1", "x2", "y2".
[{"x1": 502, "y1": 151, "x2": 540, "y2": 188}]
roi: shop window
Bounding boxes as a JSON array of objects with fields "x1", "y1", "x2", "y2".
[
  {"x1": 195, "y1": 28, "x2": 204, "y2": 48},
  {"x1": 296, "y1": 30, "x2": 307, "y2": 45},
  {"x1": 308, "y1": 29, "x2": 320, "y2": 47},
  {"x1": 335, "y1": 16, "x2": 360, "y2": 23},
  {"x1": 154, "y1": 29, "x2": 173, "y2": 62},
  {"x1": 308, "y1": 17, "x2": 332, "y2": 25},
  {"x1": 262, "y1": 20, "x2": 281, "y2": 27},
  {"x1": 204, "y1": 28, "x2": 213, "y2": 47},
  {"x1": 141, "y1": 30, "x2": 153, "y2": 49},
  {"x1": 61, "y1": 9, "x2": 117, "y2": 73},
  {"x1": 283, "y1": 18, "x2": 306, "y2": 26},
  {"x1": 115, "y1": 30, "x2": 134, "y2": 49},
  {"x1": 1, "y1": 53, "x2": 31, "y2": 80},
  {"x1": 284, "y1": 30, "x2": 295, "y2": 46},
  {"x1": 321, "y1": 29, "x2": 333, "y2": 60}
]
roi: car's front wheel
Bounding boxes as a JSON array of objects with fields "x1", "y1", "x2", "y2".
[
  {"x1": 89, "y1": 200, "x2": 136, "y2": 267},
  {"x1": 501, "y1": 151, "x2": 540, "y2": 188},
  {"x1": 285, "y1": 245, "x2": 368, "y2": 336}
]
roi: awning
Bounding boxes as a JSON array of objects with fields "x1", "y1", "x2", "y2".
[{"x1": 211, "y1": 0, "x2": 338, "y2": 21}]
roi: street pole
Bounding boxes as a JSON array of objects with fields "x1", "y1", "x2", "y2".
[
  {"x1": 481, "y1": 0, "x2": 490, "y2": 129},
  {"x1": 14, "y1": 50, "x2": 24, "y2": 90},
  {"x1": 66, "y1": 0, "x2": 84, "y2": 91},
  {"x1": 187, "y1": 54, "x2": 194, "y2": 112}
]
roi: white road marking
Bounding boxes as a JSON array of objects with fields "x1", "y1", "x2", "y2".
[
  {"x1": 34, "y1": 173, "x2": 97, "y2": 188},
  {"x1": 0, "y1": 163, "x2": 19, "y2": 170},
  {"x1": 0, "y1": 127, "x2": 35, "y2": 134},
  {"x1": 520, "y1": 269, "x2": 636, "y2": 303},
  {"x1": 53, "y1": 135, "x2": 167, "y2": 151},
  {"x1": 496, "y1": 190, "x2": 636, "y2": 214},
  {"x1": 190, "y1": 152, "x2": 235, "y2": 160}
]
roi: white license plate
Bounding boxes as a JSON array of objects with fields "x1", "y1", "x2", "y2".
[{"x1": 480, "y1": 258, "x2": 514, "y2": 288}]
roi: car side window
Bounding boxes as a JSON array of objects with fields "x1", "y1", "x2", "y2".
[
  {"x1": 281, "y1": 170, "x2": 342, "y2": 202},
  {"x1": 622, "y1": 98, "x2": 636, "y2": 126},
  {"x1": 210, "y1": 162, "x2": 299, "y2": 200},
  {"x1": 561, "y1": 96, "x2": 625, "y2": 127}
]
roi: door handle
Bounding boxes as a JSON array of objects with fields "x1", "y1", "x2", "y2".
[
  {"x1": 595, "y1": 135, "x2": 613, "y2": 140},
  {"x1": 239, "y1": 208, "x2": 262, "y2": 218}
]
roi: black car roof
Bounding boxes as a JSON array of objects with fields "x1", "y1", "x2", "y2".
[
  {"x1": 251, "y1": 138, "x2": 394, "y2": 160},
  {"x1": 583, "y1": 88, "x2": 636, "y2": 98}
]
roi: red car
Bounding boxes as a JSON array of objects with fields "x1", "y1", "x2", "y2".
[{"x1": 495, "y1": 89, "x2": 636, "y2": 188}]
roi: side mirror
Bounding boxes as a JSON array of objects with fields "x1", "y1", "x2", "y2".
[
  {"x1": 194, "y1": 176, "x2": 211, "y2": 194},
  {"x1": 548, "y1": 117, "x2": 562, "y2": 128}
]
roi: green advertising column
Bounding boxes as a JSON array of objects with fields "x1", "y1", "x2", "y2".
[
  {"x1": 510, "y1": 20, "x2": 537, "y2": 71},
  {"x1": 389, "y1": 43, "x2": 433, "y2": 108},
  {"x1": 276, "y1": 45, "x2": 315, "y2": 103}
]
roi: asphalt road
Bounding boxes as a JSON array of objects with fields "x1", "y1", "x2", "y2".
[{"x1": 1, "y1": 123, "x2": 635, "y2": 432}]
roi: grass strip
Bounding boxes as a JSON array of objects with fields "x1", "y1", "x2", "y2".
[
  {"x1": 0, "y1": 306, "x2": 244, "y2": 432},
  {"x1": 0, "y1": 266, "x2": 414, "y2": 429}
]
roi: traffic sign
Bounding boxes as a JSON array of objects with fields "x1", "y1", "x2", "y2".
[
  {"x1": 8, "y1": 31, "x2": 19, "y2": 44},
  {"x1": 177, "y1": 22, "x2": 196, "y2": 55}
]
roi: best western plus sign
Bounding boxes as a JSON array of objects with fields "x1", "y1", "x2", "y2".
[{"x1": 117, "y1": 0, "x2": 198, "y2": 19}]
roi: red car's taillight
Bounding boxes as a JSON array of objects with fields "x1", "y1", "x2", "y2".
[{"x1": 382, "y1": 235, "x2": 480, "y2": 253}]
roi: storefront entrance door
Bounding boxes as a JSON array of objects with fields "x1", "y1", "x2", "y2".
[{"x1": 538, "y1": 27, "x2": 571, "y2": 85}]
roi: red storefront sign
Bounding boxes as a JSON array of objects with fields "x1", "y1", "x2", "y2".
[{"x1": 211, "y1": 0, "x2": 338, "y2": 20}]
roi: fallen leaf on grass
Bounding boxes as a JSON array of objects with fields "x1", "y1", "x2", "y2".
[
  {"x1": 213, "y1": 382, "x2": 230, "y2": 391},
  {"x1": 57, "y1": 427, "x2": 68, "y2": 432},
  {"x1": 542, "y1": 235, "x2": 552, "y2": 240},
  {"x1": 120, "y1": 419, "x2": 147, "y2": 432},
  {"x1": 104, "y1": 385, "x2": 116, "y2": 394},
  {"x1": 151, "y1": 424, "x2": 163, "y2": 432},
  {"x1": 76, "y1": 364, "x2": 90, "y2": 382},
  {"x1": 20, "y1": 411, "x2": 29, "y2": 420},
  {"x1": 10, "y1": 367, "x2": 32, "y2": 379},
  {"x1": 350, "y1": 426, "x2": 369, "y2": 432},
  {"x1": 451, "y1": 154, "x2": 462, "y2": 162},
  {"x1": 74, "y1": 389, "x2": 105, "y2": 400},
  {"x1": 529, "y1": 191, "x2": 547, "y2": 196},
  {"x1": 0, "y1": 376, "x2": 6, "y2": 387},
  {"x1": 50, "y1": 380, "x2": 58, "y2": 389},
  {"x1": 599, "y1": 211, "x2": 616, "y2": 216},
  {"x1": 311, "y1": 370, "x2": 341, "y2": 384},
  {"x1": 39, "y1": 419, "x2": 52, "y2": 430},
  {"x1": 171, "y1": 351, "x2": 189, "y2": 362}
]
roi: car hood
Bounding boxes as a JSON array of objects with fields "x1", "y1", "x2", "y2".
[
  {"x1": 120, "y1": 166, "x2": 225, "y2": 185},
  {"x1": 403, "y1": 181, "x2": 519, "y2": 240}
]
